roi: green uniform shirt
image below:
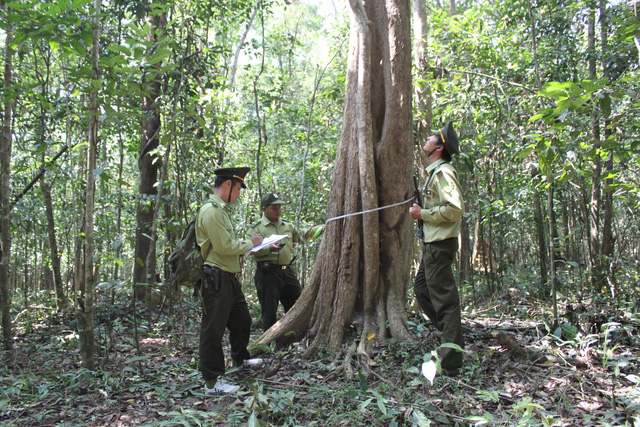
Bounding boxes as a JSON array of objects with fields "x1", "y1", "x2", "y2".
[
  {"x1": 420, "y1": 159, "x2": 464, "y2": 243},
  {"x1": 195, "y1": 195, "x2": 253, "y2": 273},
  {"x1": 249, "y1": 214, "x2": 322, "y2": 264}
]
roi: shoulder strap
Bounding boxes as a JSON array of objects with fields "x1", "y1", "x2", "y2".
[
  {"x1": 197, "y1": 200, "x2": 216, "y2": 260},
  {"x1": 423, "y1": 169, "x2": 436, "y2": 197}
]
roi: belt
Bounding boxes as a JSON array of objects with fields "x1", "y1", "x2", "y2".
[
  {"x1": 205, "y1": 265, "x2": 237, "y2": 277},
  {"x1": 219, "y1": 270, "x2": 238, "y2": 277},
  {"x1": 257, "y1": 261, "x2": 288, "y2": 270},
  {"x1": 424, "y1": 237, "x2": 457, "y2": 244}
]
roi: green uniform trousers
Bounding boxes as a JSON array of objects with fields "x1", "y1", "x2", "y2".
[
  {"x1": 414, "y1": 237, "x2": 464, "y2": 371},
  {"x1": 199, "y1": 272, "x2": 251, "y2": 382},
  {"x1": 254, "y1": 264, "x2": 301, "y2": 331}
]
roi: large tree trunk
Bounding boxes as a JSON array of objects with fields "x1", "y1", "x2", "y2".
[
  {"x1": 77, "y1": 0, "x2": 101, "y2": 370},
  {"x1": 1, "y1": 18, "x2": 14, "y2": 354},
  {"x1": 257, "y1": 0, "x2": 414, "y2": 358},
  {"x1": 133, "y1": 7, "x2": 167, "y2": 300}
]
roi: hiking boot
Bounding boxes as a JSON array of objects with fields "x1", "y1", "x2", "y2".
[
  {"x1": 204, "y1": 380, "x2": 240, "y2": 395},
  {"x1": 235, "y1": 358, "x2": 264, "y2": 369}
]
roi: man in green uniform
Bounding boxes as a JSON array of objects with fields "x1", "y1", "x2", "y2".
[
  {"x1": 195, "y1": 167, "x2": 265, "y2": 395},
  {"x1": 409, "y1": 121, "x2": 465, "y2": 376},
  {"x1": 249, "y1": 193, "x2": 324, "y2": 331}
]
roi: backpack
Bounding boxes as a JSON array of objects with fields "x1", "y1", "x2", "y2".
[{"x1": 168, "y1": 202, "x2": 213, "y2": 288}]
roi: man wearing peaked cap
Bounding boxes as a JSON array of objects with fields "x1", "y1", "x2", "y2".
[
  {"x1": 195, "y1": 166, "x2": 264, "y2": 395},
  {"x1": 409, "y1": 120, "x2": 465, "y2": 377},
  {"x1": 213, "y1": 167, "x2": 251, "y2": 188},
  {"x1": 249, "y1": 193, "x2": 324, "y2": 331},
  {"x1": 433, "y1": 121, "x2": 459, "y2": 156}
]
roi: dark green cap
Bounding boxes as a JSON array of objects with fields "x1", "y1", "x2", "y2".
[
  {"x1": 261, "y1": 193, "x2": 286, "y2": 208},
  {"x1": 432, "y1": 121, "x2": 460, "y2": 155},
  {"x1": 214, "y1": 167, "x2": 250, "y2": 188}
]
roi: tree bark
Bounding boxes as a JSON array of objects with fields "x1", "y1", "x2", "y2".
[
  {"x1": 587, "y1": 2, "x2": 604, "y2": 293},
  {"x1": 41, "y1": 179, "x2": 66, "y2": 308},
  {"x1": 412, "y1": 0, "x2": 431, "y2": 176},
  {"x1": 532, "y1": 171, "x2": 548, "y2": 295},
  {"x1": 256, "y1": 0, "x2": 414, "y2": 357},
  {"x1": 133, "y1": 6, "x2": 167, "y2": 300},
  {"x1": 547, "y1": 185, "x2": 558, "y2": 323},
  {"x1": 599, "y1": 0, "x2": 615, "y2": 294},
  {"x1": 77, "y1": 0, "x2": 101, "y2": 370},
  {"x1": 1, "y1": 18, "x2": 14, "y2": 354}
]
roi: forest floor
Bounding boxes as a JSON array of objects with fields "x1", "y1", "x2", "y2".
[{"x1": 1, "y1": 294, "x2": 639, "y2": 426}]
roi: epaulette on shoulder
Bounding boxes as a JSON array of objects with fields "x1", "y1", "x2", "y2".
[
  {"x1": 282, "y1": 218, "x2": 291, "y2": 223},
  {"x1": 251, "y1": 220, "x2": 260, "y2": 228},
  {"x1": 436, "y1": 163, "x2": 455, "y2": 175}
]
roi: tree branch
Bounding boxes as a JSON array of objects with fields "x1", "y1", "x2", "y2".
[{"x1": 11, "y1": 144, "x2": 71, "y2": 207}]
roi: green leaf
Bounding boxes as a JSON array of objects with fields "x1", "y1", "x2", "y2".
[
  {"x1": 359, "y1": 397, "x2": 374, "y2": 411},
  {"x1": 71, "y1": 0, "x2": 92, "y2": 8},
  {"x1": 572, "y1": 94, "x2": 590, "y2": 109},
  {"x1": 126, "y1": 355, "x2": 150, "y2": 363},
  {"x1": 147, "y1": 48, "x2": 172, "y2": 66},
  {"x1": 440, "y1": 342, "x2": 463, "y2": 352},
  {"x1": 411, "y1": 409, "x2": 431, "y2": 427},
  {"x1": 6, "y1": 2, "x2": 32, "y2": 10},
  {"x1": 107, "y1": 44, "x2": 133, "y2": 56},
  {"x1": 555, "y1": 97, "x2": 572, "y2": 111},
  {"x1": 70, "y1": 40, "x2": 86, "y2": 56},
  {"x1": 247, "y1": 411, "x2": 259, "y2": 427},
  {"x1": 105, "y1": 256, "x2": 124, "y2": 267},
  {"x1": 49, "y1": 40, "x2": 61, "y2": 52},
  {"x1": 517, "y1": 145, "x2": 536, "y2": 159}
]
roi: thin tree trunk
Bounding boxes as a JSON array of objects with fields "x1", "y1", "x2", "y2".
[
  {"x1": 253, "y1": 3, "x2": 267, "y2": 196},
  {"x1": 449, "y1": 0, "x2": 457, "y2": 16},
  {"x1": 532, "y1": 171, "x2": 548, "y2": 295},
  {"x1": 526, "y1": 1, "x2": 549, "y2": 293},
  {"x1": 600, "y1": 0, "x2": 615, "y2": 295},
  {"x1": 298, "y1": 46, "x2": 343, "y2": 287},
  {"x1": 78, "y1": 0, "x2": 101, "y2": 370},
  {"x1": 133, "y1": 6, "x2": 167, "y2": 300},
  {"x1": 143, "y1": 43, "x2": 186, "y2": 299},
  {"x1": 588, "y1": 3, "x2": 604, "y2": 292},
  {"x1": 412, "y1": 0, "x2": 431, "y2": 176},
  {"x1": 548, "y1": 185, "x2": 558, "y2": 324},
  {"x1": 228, "y1": 8, "x2": 257, "y2": 89},
  {"x1": 41, "y1": 180, "x2": 66, "y2": 308},
  {"x1": 1, "y1": 18, "x2": 14, "y2": 355}
]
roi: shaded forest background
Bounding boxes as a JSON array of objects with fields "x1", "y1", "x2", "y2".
[{"x1": 0, "y1": 0, "x2": 639, "y2": 425}]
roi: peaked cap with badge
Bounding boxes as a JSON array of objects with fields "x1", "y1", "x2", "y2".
[
  {"x1": 261, "y1": 193, "x2": 287, "y2": 208},
  {"x1": 214, "y1": 167, "x2": 250, "y2": 188},
  {"x1": 432, "y1": 121, "x2": 460, "y2": 155}
]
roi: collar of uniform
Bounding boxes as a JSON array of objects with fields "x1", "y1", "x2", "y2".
[
  {"x1": 210, "y1": 194, "x2": 228, "y2": 209},
  {"x1": 260, "y1": 213, "x2": 281, "y2": 228},
  {"x1": 426, "y1": 158, "x2": 447, "y2": 174}
]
